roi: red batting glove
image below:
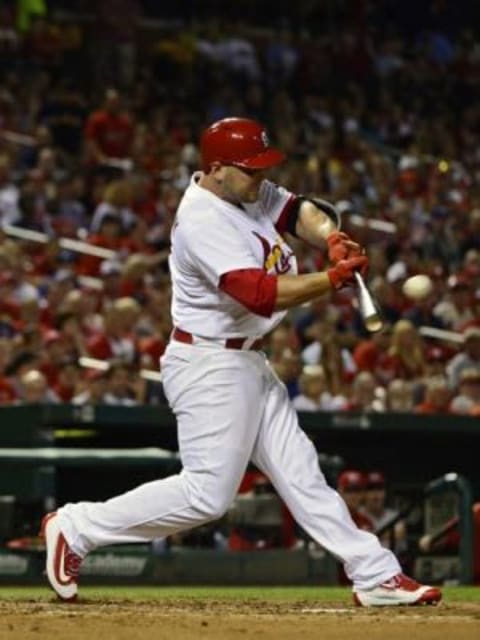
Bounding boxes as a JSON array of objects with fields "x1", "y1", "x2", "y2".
[
  {"x1": 327, "y1": 255, "x2": 370, "y2": 290},
  {"x1": 327, "y1": 231, "x2": 363, "y2": 264}
]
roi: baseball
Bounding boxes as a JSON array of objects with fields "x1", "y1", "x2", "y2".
[{"x1": 402, "y1": 274, "x2": 433, "y2": 300}]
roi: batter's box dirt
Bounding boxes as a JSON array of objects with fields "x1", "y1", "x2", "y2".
[{"x1": 0, "y1": 598, "x2": 479, "y2": 640}]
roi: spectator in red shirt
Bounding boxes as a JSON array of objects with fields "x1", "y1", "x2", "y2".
[
  {"x1": 228, "y1": 471, "x2": 297, "y2": 551},
  {"x1": 87, "y1": 297, "x2": 140, "y2": 364},
  {"x1": 58, "y1": 289, "x2": 103, "y2": 340},
  {"x1": 84, "y1": 88, "x2": 134, "y2": 165},
  {"x1": 39, "y1": 330, "x2": 70, "y2": 387},
  {"x1": 137, "y1": 335, "x2": 166, "y2": 370},
  {"x1": 424, "y1": 343, "x2": 457, "y2": 377},
  {"x1": 76, "y1": 214, "x2": 123, "y2": 277},
  {"x1": 0, "y1": 375, "x2": 16, "y2": 404},
  {"x1": 118, "y1": 253, "x2": 150, "y2": 300},
  {"x1": 337, "y1": 470, "x2": 374, "y2": 532},
  {"x1": 414, "y1": 376, "x2": 452, "y2": 414},
  {"x1": 72, "y1": 368, "x2": 108, "y2": 405},
  {"x1": 52, "y1": 359, "x2": 82, "y2": 403},
  {"x1": 353, "y1": 324, "x2": 394, "y2": 384},
  {"x1": 17, "y1": 297, "x2": 47, "y2": 335}
]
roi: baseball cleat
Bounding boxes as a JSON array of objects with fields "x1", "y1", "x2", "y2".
[
  {"x1": 353, "y1": 573, "x2": 442, "y2": 607},
  {"x1": 40, "y1": 512, "x2": 82, "y2": 602}
]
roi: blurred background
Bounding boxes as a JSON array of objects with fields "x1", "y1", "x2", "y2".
[{"x1": 0, "y1": 0, "x2": 479, "y2": 587}]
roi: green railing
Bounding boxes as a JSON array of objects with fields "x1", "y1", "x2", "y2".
[
  {"x1": 0, "y1": 403, "x2": 478, "y2": 504},
  {"x1": 424, "y1": 473, "x2": 475, "y2": 585},
  {"x1": 1, "y1": 404, "x2": 479, "y2": 448},
  {"x1": 0, "y1": 404, "x2": 476, "y2": 584}
]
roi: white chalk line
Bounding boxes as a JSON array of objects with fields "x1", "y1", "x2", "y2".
[{"x1": 300, "y1": 608, "x2": 476, "y2": 622}]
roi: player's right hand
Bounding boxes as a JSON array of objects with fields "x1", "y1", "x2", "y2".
[{"x1": 327, "y1": 255, "x2": 369, "y2": 290}]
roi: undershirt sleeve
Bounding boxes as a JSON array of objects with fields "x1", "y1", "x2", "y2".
[{"x1": 219, "y1": 268, "x2": 278, "y2": 318}]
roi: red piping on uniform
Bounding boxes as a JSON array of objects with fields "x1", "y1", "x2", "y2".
[
  {"x1": 219, "y1": 269, "x2": 277, "y2": 318},
  {"x1": 274, "y1": 195, "x2": 297, "y2": 235}
]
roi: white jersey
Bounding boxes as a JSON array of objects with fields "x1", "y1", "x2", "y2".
[{"x1": 169, "y1": 173, "x2": 298, "y2": 338}]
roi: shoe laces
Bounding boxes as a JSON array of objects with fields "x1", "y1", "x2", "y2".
[{"x1": 65, "y1": 549, "x2": 82, "y2": 578}]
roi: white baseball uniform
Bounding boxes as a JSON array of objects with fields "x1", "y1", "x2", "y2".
[{"x1": 57, "y1": 173, "x2": 400, "y2": 589}]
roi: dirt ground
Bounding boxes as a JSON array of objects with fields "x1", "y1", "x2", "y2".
[{"x1": 1, "y1": 598, "x2": 479, "y2": 640}]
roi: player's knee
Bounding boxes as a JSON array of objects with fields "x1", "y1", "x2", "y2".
[
  {"x1": 194, "y1": 494, "x2": 230, "y2": 521},
  {"x1": 186, "y1": 485, "x2": 232, "y2": 521},
  {"x1": 205, "y1": 505, "x2": 228, "y2": 521}
]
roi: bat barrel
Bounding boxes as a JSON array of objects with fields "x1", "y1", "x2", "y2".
[{"x1": 354, "y1": 272, "x2": 384, "y2": 333}]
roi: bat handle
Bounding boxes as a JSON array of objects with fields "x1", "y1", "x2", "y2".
[{"x1": 354, "y1": 271, "x2": 384, "y2": 333}]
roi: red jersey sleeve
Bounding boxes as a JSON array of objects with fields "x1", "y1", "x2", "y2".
[{"x1": 219, "y1": 268, "x2": 278, "y2": 318}]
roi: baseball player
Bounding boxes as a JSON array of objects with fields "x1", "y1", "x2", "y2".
[{"x1": 41, "y1": 117, "x2": 442, "y2": 606}]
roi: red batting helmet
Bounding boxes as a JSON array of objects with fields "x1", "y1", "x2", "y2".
[
  {"x1": 366, "y1": 471, "x2": 386, "y2": 490},
  {"x1": 337, "y1": 470, "x2": 366, "y2": 492},
  {"x1": 200, "y1": 117, "x2": 285, "y2": 172}
]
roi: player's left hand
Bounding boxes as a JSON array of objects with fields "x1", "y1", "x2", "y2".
[
  {"x1": 327, "y1": 231, "x2": 364, "y2": 264},
  {"x1": 327, "y1": 255, "x2": 369, "y2": 290}
]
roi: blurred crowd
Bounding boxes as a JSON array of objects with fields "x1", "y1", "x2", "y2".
[{"x1": 0, "y1": 0, "x2": 479, "y2": 412}]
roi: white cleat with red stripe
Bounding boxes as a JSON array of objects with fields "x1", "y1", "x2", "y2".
[
  {"x1": 40, "y1": 512, "x2": 82, "y2": 602},
  {"x1": 353, "y1": 573, "x2": 442, "y2": 607}
]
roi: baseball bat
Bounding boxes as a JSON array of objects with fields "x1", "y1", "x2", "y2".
[
  {"x1": 309, "y1": 198, "x2": 384, "y2": 333},
  {"x1": 354, "y1": 272, "x2": 384, "y2": 333}
]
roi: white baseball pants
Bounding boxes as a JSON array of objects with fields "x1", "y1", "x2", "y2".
[{"x1": 58, "y1": 341, "x2": 400, "y2": 589}]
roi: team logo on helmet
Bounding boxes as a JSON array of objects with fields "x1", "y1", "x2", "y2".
[{"x1": 261, "y1": 130, "x2": 269, "y2": 148}]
